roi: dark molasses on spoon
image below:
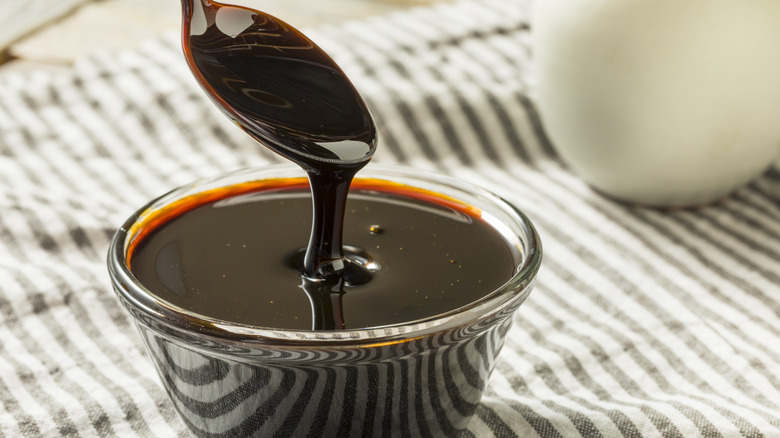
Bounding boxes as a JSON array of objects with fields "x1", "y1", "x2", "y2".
[
  {"x1": 180, "y1": 0, "x2": 380, "y2": 329},
  {"x1": 181, "y1": 0, "x2": 376, "y2": 292},
  {"x1": 181, "y1": 0, "x2": 376, "y2": 168}
]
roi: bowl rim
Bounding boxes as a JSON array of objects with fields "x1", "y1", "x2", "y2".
[{"x1": 107, "y1": 164, "x2": 542, "y2": 347}]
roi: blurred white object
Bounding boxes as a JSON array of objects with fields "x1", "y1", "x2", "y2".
[{"x1": 533, "y1": 0, "x2": 780, "y2": 207}]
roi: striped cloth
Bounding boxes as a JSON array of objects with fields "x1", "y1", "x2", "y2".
[{"x1": 1, "y1": 0, "x2": 779, "y2": 436}]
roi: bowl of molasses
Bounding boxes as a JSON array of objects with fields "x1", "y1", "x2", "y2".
[{"x1": 108, "y1": 164, "x2": 541, "y2": 437}]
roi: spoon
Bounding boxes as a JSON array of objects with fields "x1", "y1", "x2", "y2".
[
  {"x1": 180, "y1": 0, "x2": 377, "y2": 281},
  {"x1": 181, "y1": 0, "x2": 377, "y2": 169}
]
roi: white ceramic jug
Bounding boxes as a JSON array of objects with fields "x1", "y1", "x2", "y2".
[{"x1": 533, "y1": 0, "x2": 780, "y2": 207}]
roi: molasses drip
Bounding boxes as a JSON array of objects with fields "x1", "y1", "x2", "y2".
[{"x1": 181, "y1": 0, "x2": 377, "y2": 329}]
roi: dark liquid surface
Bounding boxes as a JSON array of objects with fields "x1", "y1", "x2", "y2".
[{"x1": 129, "y1": 179, "x2": 518, "y2": 330}]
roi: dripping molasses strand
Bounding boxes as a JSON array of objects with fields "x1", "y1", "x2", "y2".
[{"x1": 180, "y1": 0, "x2": 378, "y2": 328}]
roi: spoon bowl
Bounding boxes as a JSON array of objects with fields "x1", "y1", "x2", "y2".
[{"x1": 181, "y1": 0, "x2": 377, "y2": 169}]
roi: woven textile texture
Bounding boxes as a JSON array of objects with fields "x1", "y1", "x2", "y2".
[{"x1": 1, "y1": 0, "x2": 779, "y2": 436}]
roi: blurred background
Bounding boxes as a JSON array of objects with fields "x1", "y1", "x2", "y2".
[{"x1": 0, "y1": 0, "x2": 448, "y2": 74}]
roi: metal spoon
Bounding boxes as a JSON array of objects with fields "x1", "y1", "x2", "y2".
[{"x1": 181, "y1": 0, "x2": 377, "y2": 170}]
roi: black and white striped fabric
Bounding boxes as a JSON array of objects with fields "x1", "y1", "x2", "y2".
[{"x1": 1, "y1": 0, "x2": 779, "y2": 436}]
